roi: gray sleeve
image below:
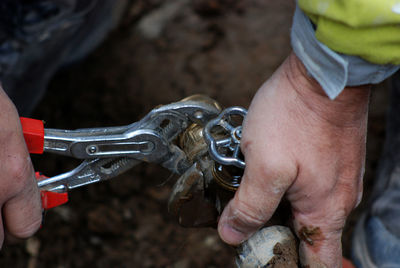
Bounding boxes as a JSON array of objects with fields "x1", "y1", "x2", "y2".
[{"x1": 291, "y1": 5, "x2": 400, "y2": 100}]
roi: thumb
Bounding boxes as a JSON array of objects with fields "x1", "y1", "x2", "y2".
[{"x1": 217, "y1": 158, "x2": 295, "y2": 245}]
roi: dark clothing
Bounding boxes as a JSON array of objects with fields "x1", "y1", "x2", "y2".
[{"x1": 0, "y1": 0, "x2": 125, "y2": 115}]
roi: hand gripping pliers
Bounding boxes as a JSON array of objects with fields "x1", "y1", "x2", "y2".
[{"x1": 20, "y1": 95, "x2": 247, "y2": 210}]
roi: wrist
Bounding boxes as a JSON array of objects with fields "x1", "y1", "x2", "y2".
[{"x1": 287, "y1": 52, "x2": 370, "y2": 127}]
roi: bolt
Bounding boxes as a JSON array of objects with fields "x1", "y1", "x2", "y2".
[
  {"x1": 88, "y1": 145, "x2": 97, "y2": 154},
  {"x1": 194, "y1": 111, "x2": 203, "y2": 120},
  {"x1": 234, "y1": 127, "x2": 242, "y2": 140}
]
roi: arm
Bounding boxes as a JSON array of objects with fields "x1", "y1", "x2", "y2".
[
  {"x1": 218, "y1": 52, "x2": 369, "y2": 267},
  {"x1": 0, "y1": 86, "x2": 42, "y2": 247}
]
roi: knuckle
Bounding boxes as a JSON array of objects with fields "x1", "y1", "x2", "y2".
[
  {"x1": 294, "y1": 212, "x2": 345, "y2": 248},
  {"x1": 336, "y1": 179, "x2": 363, "y2": 212},
  {"x1": 327, "y1": 207, "x2": 348, "y2": 231},
  {"x1": 294, "y1": 202, "x2": 348, "y2": 235},
  {"x1": 230, "y1": 199, "x2": 266, "y2": 229},
  {"x1": 322, "y1": 202, "x2": 351, "y2": 229},
  {"x1": 6, "y1": 156, "x2": 32, "y2": 192}
]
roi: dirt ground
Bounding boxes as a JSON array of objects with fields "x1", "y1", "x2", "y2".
[{"x1": 0, "y1": 1, "x2": 389, "y2": 267}]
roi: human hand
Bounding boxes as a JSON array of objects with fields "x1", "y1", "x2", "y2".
[
  {"x1": 218, "y1": 53, "x2": 370, "y2": 267},
  {"x1": 0, "y1": 86, "x2": 42, "y2": 247}
]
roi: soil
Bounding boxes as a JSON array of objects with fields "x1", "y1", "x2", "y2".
[
  {"x1": 298, "y1": 226, "x2": 322, "y2": 246},
  {"x1": 266, "y1": 242, "x2": 299, "y2": 268},
  {"x1": 0, "y1": 0, "x2": 389, "y2": 267}
]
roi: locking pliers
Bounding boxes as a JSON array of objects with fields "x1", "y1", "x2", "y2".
[{"x1": 21, "y1": 95, "x2": 246, "y2": 209}]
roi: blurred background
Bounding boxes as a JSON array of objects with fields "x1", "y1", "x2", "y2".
[{"x1": 0, "y1": 0, "x2": 389, "y2": 267}]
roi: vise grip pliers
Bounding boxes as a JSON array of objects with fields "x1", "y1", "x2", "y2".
[{"x1": 21, "y1": 96, "x2": 247, "y2": 210}]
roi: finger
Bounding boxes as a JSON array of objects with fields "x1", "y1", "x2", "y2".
[
  {"x1": 290, "y1": 164, "x2": 363, "y2": 267},
  {"x1": 0, "y1": 86, "x2": 42, "y2": 240},
  {"x1": 292, "y1": 199, "x2": 347, "y2": 267},
  {"x1": 218, "y1": 150, "x2": 296, "y2": 245},
  {"x1": 2, "y1": 159, "x2": 42, "y2": 239}
]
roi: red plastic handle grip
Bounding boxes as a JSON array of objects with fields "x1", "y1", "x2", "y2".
[
  {"x1": 36, "y1": 172, "x2": 68, "y2": 210},
  {"x1": 20, "y1": 119, "x2": 68, "y2": 209},
  {"x1": 40, "y1": 190, "x2": 69, "y2": 210},
  {"x1": 20, "y1": 117, "x2": 44, "y2": 154}
]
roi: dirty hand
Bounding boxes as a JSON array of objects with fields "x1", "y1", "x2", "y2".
[
  {"x1": 0, "y1": 86, "x2": 42, "y2": 247},
  {"x1": 218, "y1": 52, "x2": 370, "y2": 267}
]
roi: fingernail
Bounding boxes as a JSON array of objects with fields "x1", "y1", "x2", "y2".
[{"x1": 219, "y1": 222, "x2": 247, "y2": 245}]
